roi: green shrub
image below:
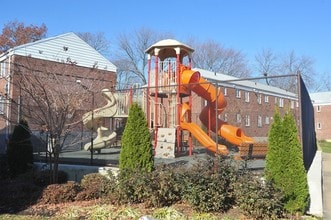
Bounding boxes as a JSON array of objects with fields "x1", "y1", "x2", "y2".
[
  {"x1": 39, "y1": 181, "x2": 81, "y2": 204},
  {"x1": 7, "y1": 119, "x2": 34, "y2": 178},
  {"x1": 76, "y1": 173, "x2": 115, "y2": 201},
  {"x1": 181, "y1": 156, "x2": 236, "y2": 212},
  {"x1": 109, "y1": 169, "x2": 147, "y2": 205},
  {"x1": 265, "y1": 110, "x2": 309, "y2": 214},
  {"x1": 138, "y1": 165, "x2": 182, "y2": 208},
  {"x1": 119, "y1": 103, "x2": 154, "y2": 173},
  {"x1": 234, "y1": 171, "x2": 285, "y2": 219}
]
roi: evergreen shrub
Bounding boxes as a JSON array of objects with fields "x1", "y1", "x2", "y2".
[
  {"x1": 119, "y1": 103, "x2": 154, "y2": 173},
  {"x1": 265, "y1": 110, "x2": 309, "y2": 214},
  {"x1": 7, "y1": 119, "x2": 34, "y2": 177}
]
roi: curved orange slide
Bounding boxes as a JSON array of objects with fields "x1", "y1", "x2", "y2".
[{"x1": 180, "y1": 66, "x2": 253, "y2": 154}]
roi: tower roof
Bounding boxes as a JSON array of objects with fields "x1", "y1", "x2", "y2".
[{"x1": 145, "y1": 39, "x2": 194, "y2": 61}]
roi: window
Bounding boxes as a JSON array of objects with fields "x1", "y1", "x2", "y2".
[
  {"x1": 317, "y1": 122, "x2": 322, "y2": 129},
  {"x1": 279, "y1": 98, "x2": 284, "y2": 108},
  {"x1": 257, "y1": 94, "x2": 262, "y2": 104},
  {"x1": 317, "y1": 105, "x2": 321, "y2": 112},
  {"x1": 245, "y1": 115, "x2": 250, "y2": 127},
  {"x1": 0, "y1": 96, "x2": 5, "y2": 114},
  {"x1": 290, "y1": 100, "x2": 295, "y2": 109},
  {"x1": 224, "y1": 113, "x2": 228, "y2": 122},
  {"x1": 257, "y1": 115, "x2": 262, "y2": 127},
  {"x1": 224, "y1": 87, "x2": 227, "y2": 96},
  {"x1": 274, "y1": 97, "x2": 278, "y2": 104},
  {"x1": 236, "y1": 113, "x2": 241, "y2": 123},
  {"x1": 265, "y1": 116, "x2": 270, "y2": 125},
  {"x1": 235, "y1": 89, "x2": 241, "y2": 98},
  {"x1": 0, "y1": 62, "x2": 6, "y2": 77},
  {"x1": 264, "y1": 95, "x2": 269, "y2": 103},
  {"x1": 244, "y1": 91, "x2": 250, "y2": 102}
]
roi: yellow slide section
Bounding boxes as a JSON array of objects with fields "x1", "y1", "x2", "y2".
[{"x1": 180, "y1": 65, "x2": 253, "y2": 154}]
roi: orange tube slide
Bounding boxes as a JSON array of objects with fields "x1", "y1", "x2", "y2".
[{"x1": 180, "y1": 66, "x2": 253, "y2": 148}]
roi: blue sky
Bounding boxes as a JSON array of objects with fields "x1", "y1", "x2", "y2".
[{"x1": 1, "y1": 0, "x2": 330, "y2": 76}]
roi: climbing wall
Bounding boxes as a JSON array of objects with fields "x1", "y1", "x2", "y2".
[{"x1": 155, "y1": 128, "x2": 176, "y2": 158}]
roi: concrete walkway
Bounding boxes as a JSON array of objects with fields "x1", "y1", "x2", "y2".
[{"x1": 323, "y1": 153, "x2": 331, "y2": 219}]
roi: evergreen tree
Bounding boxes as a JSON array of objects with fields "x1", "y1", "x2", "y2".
[
  {"x1": 119, "y1": 103, "x2": 154, "y2": 172},
  {"x1": 7, "y1": 119, "x2": 34, "y2": 177},
  {"x1": 265, "y1": 110, "x2": 309, "y2": 214}
]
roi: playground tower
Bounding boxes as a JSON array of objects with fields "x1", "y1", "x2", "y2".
[{"x1": 145, "y1": 39, "x2": 199, "y2": 158}]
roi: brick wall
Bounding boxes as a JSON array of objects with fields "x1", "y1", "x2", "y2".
[{"x1": 314, "y1": 104, "x2": 331, "y2": 140}]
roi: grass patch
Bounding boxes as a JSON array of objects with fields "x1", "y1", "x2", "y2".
[{"x1": 318, "y1": 141, "x2": 331, "y2": 153}]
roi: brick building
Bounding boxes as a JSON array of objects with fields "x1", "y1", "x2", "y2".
[
  {"x1": 0, "y1": 32, "x2": 117, "y2": 153},
  {"x1": 310, "y1": 91, "x2": 331, "y2": 141}
]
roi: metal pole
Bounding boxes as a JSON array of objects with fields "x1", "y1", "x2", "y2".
[{"x1": 90, "y1": 92, "x2": 94, "y2": 165}]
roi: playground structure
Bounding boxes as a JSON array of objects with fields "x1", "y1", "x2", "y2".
[
  {"x1": 82, "y1": 39, "x2": 268, "y2": 159},
  {"x1": 82, "y1": 88, "x2": 128, "y2": 153},
  {"x1": 144, "y1": 39, "x2": 261, "y2": 158}
]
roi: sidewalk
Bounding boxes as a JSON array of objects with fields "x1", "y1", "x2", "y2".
[{"x1": 323, "y1": 152, "x2": 331, "y2": 219}]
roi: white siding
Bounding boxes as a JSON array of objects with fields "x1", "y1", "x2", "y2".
[{"x1": 10, "y1": 32, "x2": 116, "y2": 72}]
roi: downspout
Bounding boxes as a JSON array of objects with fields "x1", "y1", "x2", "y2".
[{"x1": 5, "y1": 54, "x2": 12, "y2": 151}]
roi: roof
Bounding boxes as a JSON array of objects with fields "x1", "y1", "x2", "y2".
[
  {"x1": 309, "y1": 91, "x2": 331, "y2": 105},
  {"x1": 194, "y1": 68, "x2": 297, "y2": 99},
  {"x1": 145, "y1": 39, "x2": 194, "y2": 61},
  {"x1": 1, "y1": 32, "x2": 116, "y2": 72}
]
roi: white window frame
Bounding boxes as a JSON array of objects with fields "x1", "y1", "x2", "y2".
[
  {"x1": 224, "y1": 113, "x2": 228, "y2": 122},
  {"x1": 257, "y1": 94, "x2": 262, "y2": 104},
  {"x1": 0, "y1": 96, "x2": 5, "y2": 114},
  {"x1": 290, "y1": 100, "x2": 295, "y2": 109},
  {"x1": 265, "y1": 116, "x2": 270, "y2": 125},
  {"x1": 257, "y1": 115, "x2": 262, "y2": 127},
  {"x1": 224, "y1": 87, "x2": 227, "y2": 96},
  {"x1": 317, "y1": 122, "x2": 322, "y2": 129},
  {"x1": 245, "y1": 115, "x2": 250, "y2": 127},
  {"x1": 0, "y1": 62, "x2": 6, "y2": 78},
  {"x1": 279, "y1": 98, "x2": 284, "y2": 108},
  {"x1": 244, "y1": 91, "x2": 250, "y2": 102},
  {"x1": 235, "y1": 89, "x2": 241, "y2": 98},
  {"x1": 317, "y1": 105, "x2": 321, "y2": 112},
  {"x1": 264, "y1": 95, "x2": 269, "y2": 103},
  {"x1": 236, "y1": 113, "x2": 241, "y2": 123}
]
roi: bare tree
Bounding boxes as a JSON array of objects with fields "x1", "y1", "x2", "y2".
[
  {"x1": 1, "y1": 56, "x2": 112, "y2": 183},
  {"x1": 77, "y1": 32, "x2": 110, "y2": 56},
  {"x1": 254, "y1": 48, "x2": 278, "y2": 85},
  {"x1": 255, "y1": 49, "x2": 316, "y2": 92},
  {"x1": 112, "y1": 27, "x2": 173, "y2": 89},
  {"x1": 15, "y1": 62, "x2": 84, "y2": 183},
  {"x1": 0, "y1": 20, "x2": 47, "y2": 53},
  {"x1": 188, "y1": 39, "x2": 251, "y2": 78}
]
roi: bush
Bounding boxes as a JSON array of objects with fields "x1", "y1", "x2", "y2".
[
  {"x1": 138, "y1": 165, "x2": 182, "y2": 208},
  {"x1": 119, "y1": 103, "x2": 154, "y2": 173},
  {"x1": 7, "y1": 119, "x2": 34, "y2": 178},
  {"x1": 234, "y1": 171, "x2": 285, "y2": 219},
  {"x1": 33, "y1": 170, "x2": 68, "y2": 187},
  {"x1": 180, "y1": 156, "x2": 236, "y2": 212},
  {"x1": 76, "y1": 173, "x2": 116, "y2": 201},
  {"x1": 108, "y1": 169, "x2": 147, "y2": 205},
  {"x1": 39, "y1": 181, "x2": 81, "y2": 204},
  {"x1": 265, "y1": 111, "x2": 309, "y2": 214}
]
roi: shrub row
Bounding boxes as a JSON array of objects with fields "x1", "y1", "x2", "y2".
[{"x1": 37, "y1": 156, "x2": 286, "y2": 219}]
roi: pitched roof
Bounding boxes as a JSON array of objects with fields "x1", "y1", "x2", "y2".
[
  {"x1": 194, "y1": 68, "x2": 297, "y2": 99},
  {"x1": 2, "y1": 32, "x2": 116, "y2": 72},
  {"x1": 310, "y1": 91, "x2": 331, "y2": 105}
]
